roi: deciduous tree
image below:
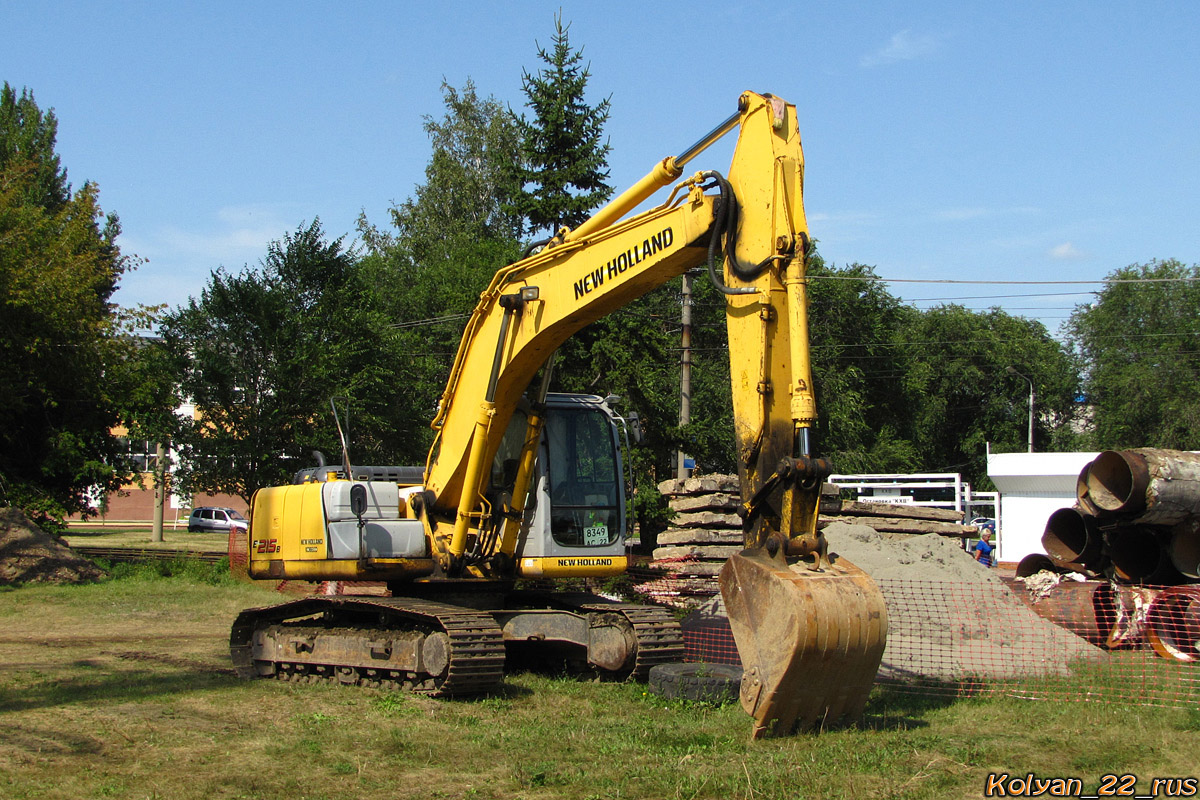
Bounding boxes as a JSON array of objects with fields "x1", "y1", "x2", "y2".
[
  {"x1": 896, "y1": 303, "x2": 1079, "y2": 482},
  {"x1": 161, "y1": 221, "x2": 404, "y2": 504},
  {"x1": 0, "y1": 83, "x2": 135, "y2": 523},
  {"x1": 1066, "y1": 259, "x2": 1200, "y2": 449}
]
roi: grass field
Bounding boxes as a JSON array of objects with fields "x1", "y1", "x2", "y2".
[
  {"x1": 1, "y1": 566, "x2": 1198, "y2": 800},
  {"x1": 62, "y1": 525, "x2": 230, "y2": 552}
]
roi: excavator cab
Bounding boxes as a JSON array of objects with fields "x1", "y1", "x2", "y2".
[{"x1": 512, "y1": 394, "x2": 631, "y2": 577}]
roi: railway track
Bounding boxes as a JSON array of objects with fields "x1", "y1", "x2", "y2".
[{"x1": 74, "y1": 546, "x2": 228, "y2": 564}]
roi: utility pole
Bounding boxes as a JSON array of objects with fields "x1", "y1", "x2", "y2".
[
  {"x1": 151, "y1": 440, "x2": 167, "y2": 542},
  {"x1": 1006, "y1": 367, "x2": 1035, "y2": 452},
  {"x1": 676, "y1": 273, "x2": 693, "y2": 480}
]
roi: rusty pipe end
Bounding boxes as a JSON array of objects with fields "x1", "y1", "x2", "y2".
[
  {"x1": 1082, "y1": 450, "x2": 1150, "y2": 516},
  {"x1": 1016, "y1": 553, "x2": 1062, "y2": 578},
  {"x1": 1075, "y1": 464, "x2": 1100, "y2": 516},
  {"x1": 1146, "y1": 586, "x2": 1200, "y2": 661},
  {"x1": 1169, "y1": 520, "x2": 1200, "y2": 579},
  {"x1": 1105, "y1": 525, "x2": 1184, "y2": 585},
  {"x1": 1042, "y1": 506, "x2": 1103, "y2": 567}
]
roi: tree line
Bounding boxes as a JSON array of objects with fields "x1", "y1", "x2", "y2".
[{"x1": 3, "y1": 17, "x2": 1198, "y2": 529}]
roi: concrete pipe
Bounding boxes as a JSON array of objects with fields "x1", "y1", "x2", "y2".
[
  {"x1": 1079, "y1": 448, "x2": 1200, "y2": 525},
  {"x1": 1104, "y1": 525, "x2": 1185, "y2": 586},
  {"x1": 1042, "y1": 507, "x2": 1104, "y2": 569}
]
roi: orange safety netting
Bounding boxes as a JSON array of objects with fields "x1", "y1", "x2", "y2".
[{"x1": 681, "y1": 579, "x2": 1200, "y2": 708}]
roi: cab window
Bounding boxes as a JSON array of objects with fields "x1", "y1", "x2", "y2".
[{"x1": 545, "y1": 408, "x2": 620, "y2": 546}]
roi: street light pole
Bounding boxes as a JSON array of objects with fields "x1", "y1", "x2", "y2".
[{"x1": 1006, "y1": 366, "x2": 1034, "y2": 452}]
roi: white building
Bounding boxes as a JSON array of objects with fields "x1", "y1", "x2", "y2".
[{"x1": 986, "y1": 451, "x2": 1098, "y2": 564}]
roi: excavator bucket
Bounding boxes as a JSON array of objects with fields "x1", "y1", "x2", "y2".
[{"x1": 719, "y1": 548, "x2": 887, "y2": 738}]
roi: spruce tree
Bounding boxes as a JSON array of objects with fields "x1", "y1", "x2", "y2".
[{"x1": 510, "y1": 13, "x2": 613, "y2": 236}]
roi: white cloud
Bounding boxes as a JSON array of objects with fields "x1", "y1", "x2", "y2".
[
  {"x1": 861, "y1": 29, "x2": 943, "y2": 68},
  {"x1": 1049, "y1": 241, "x2": 1086, "y2": 260}
]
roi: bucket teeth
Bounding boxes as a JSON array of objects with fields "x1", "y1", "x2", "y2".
[{"x1": 719, "y1": 548, "x2": 887, "y2": 737}]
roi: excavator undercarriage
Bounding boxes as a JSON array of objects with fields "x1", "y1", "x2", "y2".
[{"x1": 231, "y1": 592, "x2": 682, "y2": 696}]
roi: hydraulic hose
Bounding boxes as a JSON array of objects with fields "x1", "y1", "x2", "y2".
[
  {"x1": 522, "y1": 237, "x2": 552, "y2": 259},
  {"x1": 703, "y1": 171, "x2": 780, "y2": 295}
]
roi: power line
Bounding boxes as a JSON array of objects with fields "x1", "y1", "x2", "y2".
[
  {"x1": 387, "y1": 313, "x2": 471, "y2": 330},
  {"x1": 809, "y1": 275, "x2": 1200, "y2": 286},
  {"x1": 673, "y1": 330, "x2": 1200, "y2": 355},
  {"x1": 903, "y1": 291, "x2": 1096, "y2": 301}
]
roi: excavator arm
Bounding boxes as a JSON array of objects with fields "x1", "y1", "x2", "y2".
[{"x1": 418, "y1": 91, "x2": 887, "y2": 735}]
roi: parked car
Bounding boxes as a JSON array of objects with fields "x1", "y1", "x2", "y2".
[
  {"x1": 970, "y1": 517, "x2": 996, "y2": 534},
  {"x1": 187, "y1": 506, "x2": 248, "y2": 533}
]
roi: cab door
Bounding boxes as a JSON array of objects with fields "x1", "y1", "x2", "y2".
[{"x1": 515, "y1": 398, "x2": 628, "y2": 577}]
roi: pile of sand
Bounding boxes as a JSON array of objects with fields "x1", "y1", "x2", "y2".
[
  {"x1": 0, "y1": 507, "x2": 107, "y2": 585},
  {"x1": 693, "y1": 522, "x2": 1105, "y2": 681},
  {"x1": 821, "y1": 522, "x2": 1106, "y2": 681}
]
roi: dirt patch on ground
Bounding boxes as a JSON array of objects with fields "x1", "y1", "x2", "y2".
[{"x1": 0, "y1": 507, "x2": 107, "y2": 585}]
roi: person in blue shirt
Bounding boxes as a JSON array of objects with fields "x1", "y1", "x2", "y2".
[{"x1": 973, "y1": 527, "x2": 995, "y2": 567}]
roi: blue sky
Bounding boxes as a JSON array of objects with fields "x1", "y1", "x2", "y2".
[{"x1": 4, "y1": 1, "x2": 1198, "y2": 334}]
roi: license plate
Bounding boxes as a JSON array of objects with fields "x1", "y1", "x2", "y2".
[{"x1": 584, "y1": 525, "x2": 608, "y2": 545}]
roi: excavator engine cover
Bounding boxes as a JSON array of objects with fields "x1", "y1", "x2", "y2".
[{"x1": 719, "y1": 548, "x2": 887, "y2": 737}]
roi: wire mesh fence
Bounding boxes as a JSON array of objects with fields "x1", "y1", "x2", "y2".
[{"x1": 228, "y1": 528, "x2": 248, "y2": 570}]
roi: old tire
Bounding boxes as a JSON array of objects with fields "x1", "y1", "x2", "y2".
[{"x1": 648, "y1": 662, "x2": 742, "y2": 704}]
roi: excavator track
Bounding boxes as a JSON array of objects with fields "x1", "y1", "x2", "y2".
[
  {"x1": 583, "y1": 602, "x2": 684, "y2": 679},
  {"x1": 524, "y1": 593, "x2": 684, "y2": 679},
  {"x1": 230, "y1": 596, "x2": 506, "y2": 697}
]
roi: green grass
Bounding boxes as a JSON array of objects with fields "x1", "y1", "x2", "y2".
[
  {"x1": 1, "y1": 574, "x2": 1198, "y2": 799},
  {"x1": 93, "y1": 555, "x2": 235, "y2": 584},
  {"x1": 61, "y1": 525, "x2": 230, "y2": 552}
]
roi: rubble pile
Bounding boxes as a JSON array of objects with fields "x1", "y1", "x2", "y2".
[{"x1": 0, "y1": 507, "x2": 107, "y2": 585}]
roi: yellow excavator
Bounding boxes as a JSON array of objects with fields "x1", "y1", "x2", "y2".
[{"x1": 231, "y1": 91, "x2": 887, "y2": 737}]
